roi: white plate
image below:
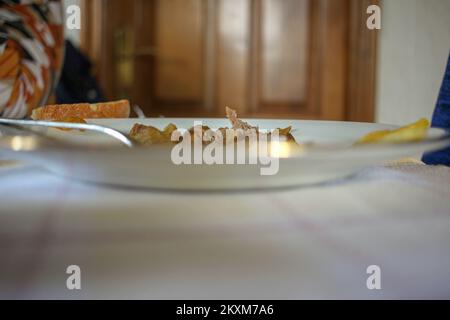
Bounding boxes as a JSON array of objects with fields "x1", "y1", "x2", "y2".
[{"x1": 1, "y1": 118, "x2": 449, "y2": 190}]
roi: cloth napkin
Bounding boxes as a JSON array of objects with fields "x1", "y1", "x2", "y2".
[{"x1": 0, "y1": 162, "x2": 450, "y2": 299}]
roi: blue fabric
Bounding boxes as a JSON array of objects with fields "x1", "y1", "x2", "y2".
[{"x1": 423, "y1": 52, "x2": 450, "y2": 166}]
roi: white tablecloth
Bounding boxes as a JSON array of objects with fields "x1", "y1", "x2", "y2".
[{"x1": 1, "y1": 161, "x2": 450, "y2": 299}]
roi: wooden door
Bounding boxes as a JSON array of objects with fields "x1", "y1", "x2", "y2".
[{"x1": 81, "y1": 0, "x2": 378, "y2": 121}]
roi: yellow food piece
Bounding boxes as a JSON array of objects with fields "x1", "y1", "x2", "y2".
[{"x1": 358, "y1": 118, "x2": 430, "y2": 144}]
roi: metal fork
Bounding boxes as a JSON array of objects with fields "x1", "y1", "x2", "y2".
[{"x1": 0, "y1": 118, "x2": 134, "y2": 148}]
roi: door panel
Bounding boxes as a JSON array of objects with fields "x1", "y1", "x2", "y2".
[
  {"x1": 155, "y1": 0, "x2": 203, "y2": 102},
  {"x1": 216, "y1": 0, "x2": 251, "y2": 114},
  {"x1": 260, "y1": 0, "x2": 309, "y2": 104},
  {"x1": 82, "y1": 0, "x2": 378, "y2": 121}
]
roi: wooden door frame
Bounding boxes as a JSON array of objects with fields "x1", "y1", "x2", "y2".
[
  {"x1": 79, "y1": 0, "x2": 379, "y2": 122},
  {"x1": 307, "y1": 0, "x2": 379, "y2": 122},
  {"x1": 346, "y1": 0, "x2": 379, "y2": 122}
]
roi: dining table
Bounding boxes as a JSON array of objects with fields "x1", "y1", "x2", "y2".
[{"x1": 0, "y1": 159, "x2": 449, "y2": 299}]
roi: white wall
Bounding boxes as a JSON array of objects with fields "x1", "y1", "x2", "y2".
[{"x1": 376, "y1": 0, "x2": 450, "y2": 125}]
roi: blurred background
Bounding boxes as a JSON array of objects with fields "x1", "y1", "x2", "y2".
[{"x1": 62, "y1": 0, "x2": 450, "y2": 124}]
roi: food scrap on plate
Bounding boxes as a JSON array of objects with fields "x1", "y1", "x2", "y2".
[
  {"x1": 129, "y1": 107, "x2": 296, "y2": 146},
  {"x1": 357, "y1": 118, "x2": 430, "y2": 144}
]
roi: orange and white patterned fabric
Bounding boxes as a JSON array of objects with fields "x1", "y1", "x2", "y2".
[{"x1": 0, "y1": 0, "x2": 64, "y2": 118}]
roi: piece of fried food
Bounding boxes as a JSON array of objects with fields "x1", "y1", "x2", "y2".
[
  {"x1": 277, "y1": 126, "x2": 292, "y2": 136},
  {"x1": 273, "y1": 126, "x2": 296, "y2": 142},
  {"x1": 188, "y1": 125, "x2": 212, "y2": 142},
  {"x1": 226, "y1": 106, "x2": 257, "y2": 131},
  {"x1": 357, "y1": 118, "x2": 430, "y2": 144},
  {"x1": 31, "y1": 99, "x2": 130, "y2": 120},
  {"x1": 226, "y1": 107, "x2": 295, "y2": 141},
  {"x1": 129, "y1": 107, "x2": 298, "y2": 146},
  {"x1": 129, "y1": 123, "x2": 178, "y2": 145}
]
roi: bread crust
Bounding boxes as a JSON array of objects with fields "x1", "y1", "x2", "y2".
[{"x1": 31, "y1": 100, "x2": 130, "y2": 120}]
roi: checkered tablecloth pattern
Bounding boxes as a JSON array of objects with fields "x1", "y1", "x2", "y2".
[{"x1": 1, "y1": 162, "x2": 450, "y2": 299}]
